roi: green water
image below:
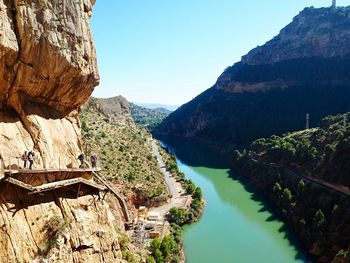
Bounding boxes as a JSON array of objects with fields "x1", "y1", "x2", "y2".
[{"x1": 160, "y1": 138, "x2": 310, "y2": 263}]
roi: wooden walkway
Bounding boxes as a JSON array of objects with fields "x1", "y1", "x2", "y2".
[
  {"x1": 0, "y1": 159, "x2": 132, "y2": 223},
  {"x1": 5, "y1": 177, "x2": 106, "y2": 195},
  {"x1": 4, "y1": 168, "x2": 101, "y2": 175}
]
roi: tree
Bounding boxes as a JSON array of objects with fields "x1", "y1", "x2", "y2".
[
  {"x1": 160, "y1": 235, "x2": 177, "y2": 262},
  {"x1": 192, "y1": 187, "x2": 202, "y2": 200},
  {"x1": 185, "y1": 181, "x2": 195, "y2": 194},
  {"x1": 298, "y1": 180, "x2": 305, "y2": 189},
  {"x1": 314, "y1": 209, "x2": 326, "y2": 228},
  {"x1": 149, "y1": 238, "x2": 162, "y2": 254},
  {"x1": 273, "y1": 182, "x2": 282, "y2": 193},
  {"x1": 168, "y1": 208, "x2": 190, "y2": 226},
  {"x1": 154, "y1": 249, "x2": 164, "y2": 263},
  {"x1": 282, "y1": 188, "x2": 292, "y2": 202}
]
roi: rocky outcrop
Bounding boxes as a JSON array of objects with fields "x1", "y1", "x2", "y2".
[
  {"x1": 87, "y1": 96, "x2": 131, "y2": 119},
  {"x1": 242, "y1": 7, "x2": 350, "y2": 65},
  {"x1": 87, "y1": 96, "x2": 133, "y2": 126},
  {"x1": 0, "y1": 0, "x2": 99, "y2": 169}
]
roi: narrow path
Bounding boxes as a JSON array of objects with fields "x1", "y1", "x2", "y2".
[
  {"x1": 150, "y1": 139, "x2": 190, "y2": 218},
  {"x1": 250, "y1": 156, "x2": 350, "y2": 199},
  {"x1": 151, "y1": 139, "x2": 178, "y2": 198}
]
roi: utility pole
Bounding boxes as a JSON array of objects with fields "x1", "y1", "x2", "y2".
[
  {"x1": 305, "y1": 113, "x2": 310, "y2": 130},
  {"x1": 332, "y1": 0, "x2": 336, "y2": 8}
]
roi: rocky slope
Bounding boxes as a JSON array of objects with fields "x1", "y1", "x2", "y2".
[
  {"x1": 80, "y1": 97, "x2": 169, "y2": 207},
  {"x1": 156, "y1": 6, "x2": 350, "y2": 151}
]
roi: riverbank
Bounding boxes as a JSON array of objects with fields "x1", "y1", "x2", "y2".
[{"x1": 145, "y1": 140, "x2": 204, "y2": 263}]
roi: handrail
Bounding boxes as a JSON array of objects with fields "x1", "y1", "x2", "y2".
[
  {"x1": 0, "y1": 157, "x2": 4, "y2": 181},
  {"x1": 83, "y1": 160, "x2": 131, "y2": 223},
  {"x1": 92, "y1": 170, "x2": 131, "y2": 223},
  {"x1": 4, "y1": 177, "x2": 107, "y2": 194}
]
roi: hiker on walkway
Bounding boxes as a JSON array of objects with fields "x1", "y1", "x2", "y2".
[
  {"x1": 91, "y1": 154, "x2": 97, "y2": 168},
  {"x1": 78, "y1": 153, "x2": 85, "y2": 168},
  {"x1": 27, "y1": 151, "x2": 35, "y2": 170},
  {"x1": 21, "y1": 151, "x2": 28, "y2": 169}
]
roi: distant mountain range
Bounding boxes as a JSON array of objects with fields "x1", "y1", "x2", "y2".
[
  {"x1": 133, "y1": 102, "x2": 179, "y2": 111},
  {"x1": 130, "y1": 103, "x2": 172, "y2": 131},
  {"x1": 155, "y1": 6, "x2": 350, "y2": 152}
]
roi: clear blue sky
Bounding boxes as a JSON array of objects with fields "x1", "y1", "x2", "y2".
[{"x1": 91, "y1": 0, "x2": 350, "y2": 105}]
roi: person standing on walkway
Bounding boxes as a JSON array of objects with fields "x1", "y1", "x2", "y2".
[
  {"x1": 78, "y1": 153, "x2": 85, "y2": 168},
  {"x1": 28, "y1": 151, "x2": 35, "y2": 170},
  {"x1": 21, "y1": 151, "x2": 28, "y2": 169},
  {"x1": 91, "y1": 154, "x2": 97, "y2": 168}
]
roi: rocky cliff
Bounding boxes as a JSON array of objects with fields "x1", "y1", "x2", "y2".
[
  {"x1": 0, "y1": 0, "x2": 99, "y2": 169},
  {"x1": 241, "y1": 7, "x2": 350, "y2": 65},
  {"x1": 155, "y1": 6, "x2": 350, "y2": 151},
  {"x1": 88, "y1": 96, "x2": 132, "y2": 126},
  {"x1": 0, "y1": 1, "x2": 132, "y2": 262},
  {"x1": 0, "y1": 182, "x2": 125, "y2": 263}
]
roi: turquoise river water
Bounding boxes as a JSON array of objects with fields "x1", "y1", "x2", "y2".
[{"x1": 160, "y1": 138, "x2": 311, "y2": 263}]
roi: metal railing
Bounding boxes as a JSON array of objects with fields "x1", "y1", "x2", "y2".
[
  {"x1": 0, "y1": 156, "x2": 4, "y2": 179},
  {"x1": 2, "y1": 154, "x2": 100, "y2": 173}
]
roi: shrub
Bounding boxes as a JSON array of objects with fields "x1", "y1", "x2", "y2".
[
  {"x1": 192, "y1": 187, "x2": 202, "y2": 200},
  {"x1": 168, "y1": 208, "x2": 191, "y2": 226},
  {"x1": 185, "y1": 181, "x2": 195, "y2": 194}
]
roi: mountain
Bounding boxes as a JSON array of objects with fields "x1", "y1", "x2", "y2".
[
  {"x1": 134, "y1": 102, "x2": 179, "y2": 111},
  {"x1": 155, "y1": 6, "x2": 350, "y2": 152},
  {"x1": 130, "y1": 103, "x2": 172, "y2": 130}
]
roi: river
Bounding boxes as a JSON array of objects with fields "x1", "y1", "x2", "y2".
[{"x1": 159, "y1": 137, "x2": 311, "y2": 263}]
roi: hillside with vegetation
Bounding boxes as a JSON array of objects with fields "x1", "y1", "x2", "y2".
[
  {"x1": 250, "y1": 113, "x2": 350, "y2": 188},
  {"x1": 131, "y1": 103, "x2": 171, "y2": 131},
  {"x1": 80, "y1": 98, "x2": 169, "y2": 207},
  {"x1": 233, "y1": 112, "x2": 350, "y2": 262}
]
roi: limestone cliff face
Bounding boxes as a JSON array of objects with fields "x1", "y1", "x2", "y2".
[
  {"x1": 0, "y1": 1, "x2": 128, "y2": 262},
  {"x1": 241, "y1": 7, "x2": 350, "y2": 65},
  {"x1": 0, "y1": 0, "x2": 99, "y2": 169},
  {"x1": 0, "y1": 183, "x2": 124, "y2": 263}
]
